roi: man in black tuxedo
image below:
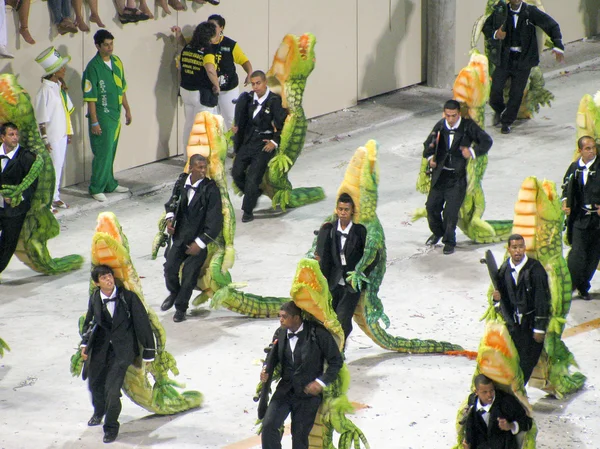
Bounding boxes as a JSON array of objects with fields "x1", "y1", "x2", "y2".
[
  {"x1": 260, "y1": 301, "x2": 343, "y2": 449},
  {"x1": 231, "y1": 70, "x2": 287, "y2": 223},
  {"x1": 81, "y1": 265, "x2": 155, "y2": 444},
  {"x1": 315, "y1": 193, "x2": 371, "y2": 342},
  {"x1": 492, "y1": 234, "x2": 550, "y2": 383},
  {"x1": 0, "y1": 122, "x2": 38, "y2": 274},
  {"x1": 423, "y1": 100, "x2": 493, "y2": 255},
  {"x1": 161, "y1": 154, "x2": 223, "y2": 322},
  {"x1": 483, "y1": 0, "x2": 564, "y2": 134},
  {"x1": 561, "y1": 136, "x2": 600, "y2": 301},
  {"x1": 463, "y1": 374, "x2": 532, "y2": 449}
]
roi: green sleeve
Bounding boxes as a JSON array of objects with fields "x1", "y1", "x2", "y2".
[{"x1": 82, "y1": 63, "x2": 98, "y2": 102}]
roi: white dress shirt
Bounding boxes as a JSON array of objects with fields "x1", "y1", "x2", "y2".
[
  {"x1": 287, "y1": 323, "x2": 326, "y2": 388},
  {"x1": 165, "y1": 175, "x2": 207, "y2": 249},
  {"x1": 100, "y1": 286, "x2": 118, "y2": 317},
  {"x1": 337, "y1": 221, "x2": 353, "y2": 285}
]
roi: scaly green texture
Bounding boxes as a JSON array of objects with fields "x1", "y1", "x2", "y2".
[
  {"x1": 214, "y1": 140, "x2": 467, "y2": 356},
  {"x1": 152, "y1": 112, "x2": 235, "y2": 305},
  {"x1": 70, "y1": 212, "x2": 202, "y2": 414},
  {"x1": 414, "y1": 53, "x2": 512, "y2": 243},
  {"x1": 261, "y1": 33, "x2": 325, "y2": 210},
  {"x1": 0, "y1": 74, "x2": 83, "y2": 274}
]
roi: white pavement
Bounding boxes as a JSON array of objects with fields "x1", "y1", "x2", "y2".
[{"x1": 2, "y1": 63, "x2": 600, "y2": 449}]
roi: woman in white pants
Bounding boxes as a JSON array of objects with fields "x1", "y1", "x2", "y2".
[
  {"x1": 34, "y1": 47, "x2": 74, "y2": 212},
  {"x1": 208, "y1": 14, "x2": 253, "y2": 132},
  {"x1": 172, "y1": 22, "x2": 220, "y2": 151}
]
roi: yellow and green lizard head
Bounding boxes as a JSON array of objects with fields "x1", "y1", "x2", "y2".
[
  {"x1": 511, "y1": 176, "x2": 562, "y2": 257},
  {"x1": 335, "y1": 139, "x2": 379, "y2": 223},
  {"x1": 0, "y1": 74, "x2": 35, "y2": 127},
  {"x1": 267, "y1": 33, "x2": 316, "y2": 109},
  {"x1": 185, "y1": 111, "x2": 227, "y2": 180},
  {"x1": 289, "y1": 258, "x2": 344, "y2": 350}
]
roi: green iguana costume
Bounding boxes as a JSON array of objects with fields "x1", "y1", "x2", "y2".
[
  {"x1": 453, "y1": 176, "x2": 585, "y2": 448},
  {"x1": 151, "y1": 112, "x2": 236, "y2": 307},
  {"x1": 414, "y1": 52, "x2": 513, "y2": 243},
  {"x1": 70, "y1": 212, "x2": 202, "y2": 414},
  {"x1": 0, "y1": 74, "x2": 84, "y2": 274},
  {"x1": 214, "y1": 140, "x2": 471, "y2": 357},
  {"x1": 259, "y1": 33, "x2": 325, "y2": 210},
  {"x1": 472, "y1": 0, "x2": 555, "y2": 119},
  {"x1": 255, "y1": 260, "x2": 369, "y2": 449},
  {"x1": 0, "y1": 338, "x2": 9, "y2": 358}
]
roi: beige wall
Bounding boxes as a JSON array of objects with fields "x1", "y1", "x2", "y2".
[
  {"x1": 0, "y1": 0, "x2": 592, "y2": 188},
  {"x1": 454, "y1": 0, "x2": 591, "y2": 74}
]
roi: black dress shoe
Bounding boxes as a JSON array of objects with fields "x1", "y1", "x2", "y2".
[
  {"x1": 241, "y1": 212, "x2": 254, "y2": 223},
  {"x1": 501, "y1": 124, "x2": 511, "y2": 134},
  {"x1": 493, "y1": 112, "x2": 501, "y2": 127},
  {"x1": 173, "y1": 310, "x2": 187, "y2": 322},
  {"x1": 579, "y1": 291, "x2": 592, "y2": 301},
  {"x1": 161, "y1": 294, "x2": 176, "y2": 311},
  {"x1": 87, "y1": 414, "x2": 103, "y2": 426},
  {"x1": 206, "y1": 0, "x2": 220, "y2": 4},
  {"x1": 425, "y1": 234, "x2": 441, "y2": 246},
  {"x1": 103, "y1": 431, "x2": 118, "y2": 444},
  {"x1": 443, "y1": 244, "x2": 455, "y2": 255}
]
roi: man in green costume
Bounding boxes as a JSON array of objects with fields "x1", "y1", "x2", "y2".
[{"x1": 82, "y1": 29, "x2": 132, "y2": 202}]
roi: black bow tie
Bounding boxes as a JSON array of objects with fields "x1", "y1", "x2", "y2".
[
  {"x1": 477, "y1": 408, "x2": 488, "y2": 416},
  {"x1": 336, "y1": 231, "x2": 348, "y2": 238},
  {"x1": 288, "y1": 331, "x2": 301, "y2": 339},
  {"x1": 509, "y1": 10, "x2": 519, "y2": 16},
  {"x1": 0, "y1": 155, "x2": 9, "y2": 160},
  {"x1": 185, "y1": 184, "x2": 198, "y2": 191},
  {"x1": 103, "y1": 297, "x2": 116, "y2": 305}
]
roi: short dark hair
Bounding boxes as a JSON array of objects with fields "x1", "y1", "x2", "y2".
[
  {"x1": 94, "y1": 29, "x2": 114, "y2": 47},
  {"x1": 191, "y1": 21, "x2": 216, "y2": 49},
  {"x1": 578, "y1": 135, "x2": 595, "y2": 150},
  {"x1": 444, "y1": 99, "x2": 461, "y2": 111},
  {"x1": 91, "y1": 264, "x2": 114, "y2": 283},
  {"x1": 208, "y1": 14, "x2": 225, "y2": 28},
  {"x1": 280, "y1": 301, "x2": 302, "y2": 318},
  {"x1": 189, "y1": 154, "x2": 207, "y2": 166},
  {"x1": 0, "y1": 122, "x2": 18, "y2": 136},
  {"x1": 507, "y1": 234, "x2": 525, "y2": 246},
  {"x1": 337, "y1": 193, "x2": 354, "y2": 208},
  {"x1": 474, "y1": 374, "x2": 494, "y2": 388},
  {"x1": 250, "y1": 70, "x2": 266, "y2": 81}
]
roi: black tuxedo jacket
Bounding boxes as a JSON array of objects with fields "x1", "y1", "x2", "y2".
[
  {"x1": 233, "y1": 90, "x2": 288, "y2": 152},
  {"x1": 165, "y1": 173, "x2": 223, "y2": 248},
  {"x1": 561, "y1": 158, "x2": 600, "y2": 240},
  {"x1": 265, "y1": 321, "x2": 343, "y2": 399},
  {"x1": 496, "y1": 257, "x2": 550, "y2": 332},
  {"x1": 81, "y1": 288, "x2": 155, "y2": 367},
  {"x1": 464, "y1": 390, "x2": 532, "y2": 449},
  {"x1": 483, "y1": 1, "x2": 563, "y2": 71},
  {"x1": 316, "y1": 220, "x2": 370, "y2": 291},
  {"x1": 422, "y1": 118, "x2": 492, "y2": 188},
  {"x1": 0, "y1": 145, "x2": 37, "y2": 217}
]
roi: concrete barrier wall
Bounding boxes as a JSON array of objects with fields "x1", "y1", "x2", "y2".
[{"x1": 0, "y1": 0, "x2": 592, "y2": 187}]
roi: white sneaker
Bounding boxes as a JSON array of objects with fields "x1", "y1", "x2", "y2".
[
  {"x1": 0, "y1": 45, "x2": 14, "y2": 59},
  {"x1": 92, "y1": 193, "x2": 107, "y2": 202},
  {"x1": 113, "y1": 185, "x2": 130, "y2": 193}
]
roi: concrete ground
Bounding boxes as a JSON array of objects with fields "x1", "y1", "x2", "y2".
[{"x1": 2, "y1": 39, "x2": 600, "y2": 449}]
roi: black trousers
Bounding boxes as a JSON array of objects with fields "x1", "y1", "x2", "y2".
[
  {"x1": 262, "y1": 389, "x2": 322, "y2": 449},
  {"x1": 489, "y1": 54, "x2": 532, "y2": 126},
  {"x1": 164, "y1": 243, "x2": 208, "y2": 312},
  {"x1": 426, "y1": 170, "x2": 466, "y2": 247},
  {"x1": 232, "y1": 141, "x2": 274, "y2": 214},
  {"x1": 88, "y1": 344, "x2": 129, "y2": 434},
  {"x1": 567, "y1": 223, "x2": 600, "y2": 295},
  {"x1": 331, "y1": 284, "x2": 361, "y2": 342},
  {"x1": 0, "y1": 212, "x2": 27, "y2": 273},
  {"x1": 509, "y1": 325, "x2": 544, "y2": 384}
]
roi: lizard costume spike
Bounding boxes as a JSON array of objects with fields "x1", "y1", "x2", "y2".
[
  {"x1": 214, "y1": 140, "x2": 472, "y2": 357},
  {"x1": 0, "y1": 74, "x2": 83, "y2": 274},
  {"x1": 71, "y1": 212, "x2": 202, "y2": 414}
]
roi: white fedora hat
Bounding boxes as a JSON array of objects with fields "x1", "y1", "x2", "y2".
[{"x1": 35, "y1": 46, "x2": 71, "y2": 75}]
